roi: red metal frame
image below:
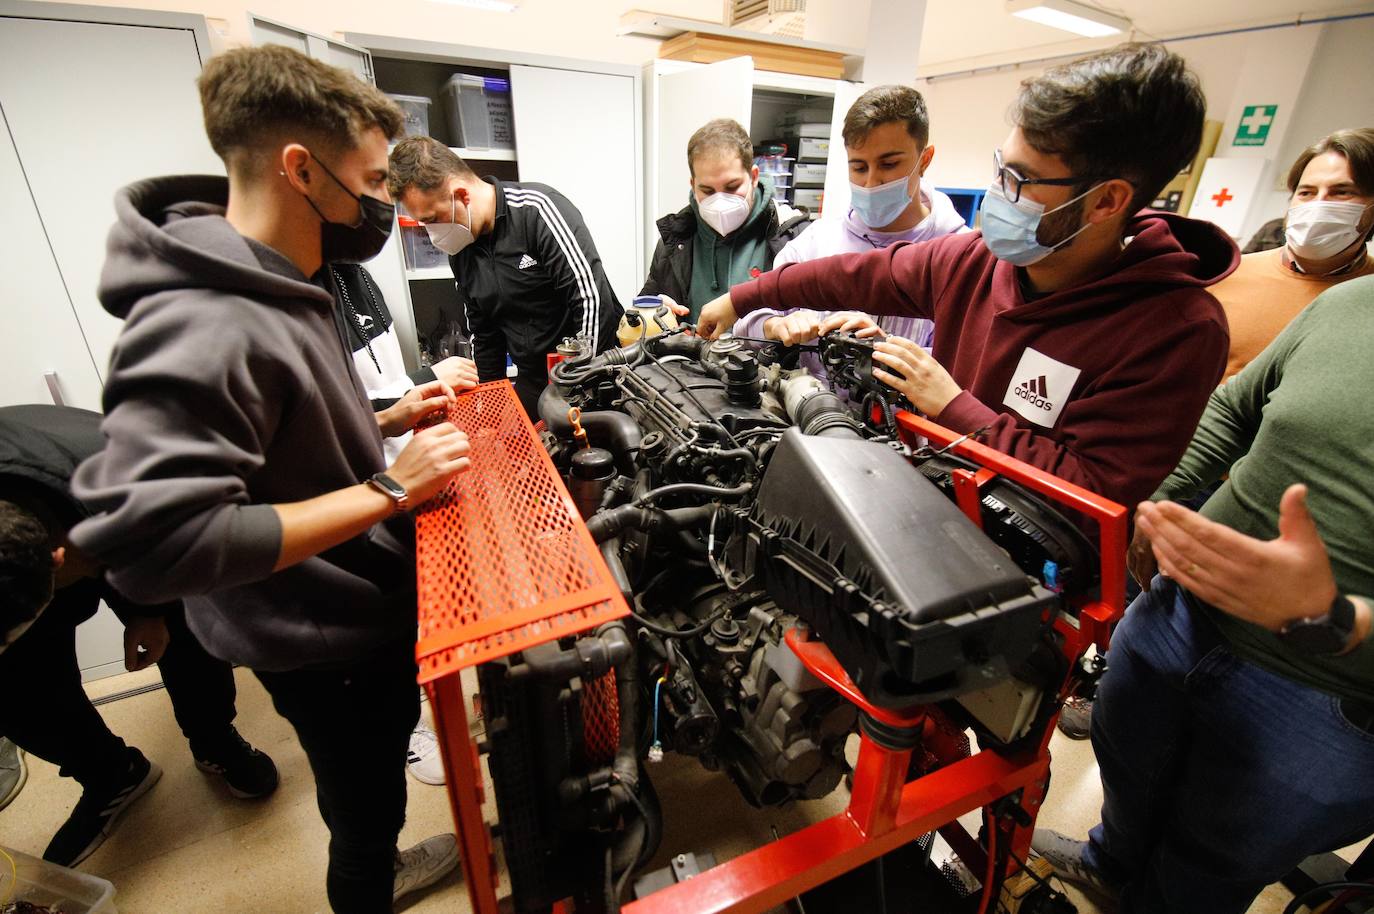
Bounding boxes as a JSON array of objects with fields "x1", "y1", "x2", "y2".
[{"x1": 418, "y1": 396, "x2": 1129, "y2": 914}]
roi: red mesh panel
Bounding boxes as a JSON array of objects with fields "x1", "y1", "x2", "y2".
[
  {"x1": 581, "y1": 669, "x2": 621, "y2": 765},
  {"x1": 415, "y1": 381, "x2": 629, "y2": 683}
]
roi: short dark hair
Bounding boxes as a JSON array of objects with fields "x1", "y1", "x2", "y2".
[
  {"x1": 687, "y1": 118, "x2": 753, "y2": 178},
  {"x1": 0, "y1": 500, "x2": 54, "y2": 639},
  {"x1": 1286, "y1": 128, "x2": 1374, "y2": 196},
  {"x1": 387, "y1": 136, "x2": 476, "y2": 200},
  {"x1": 1011, "y1": 42, "x2": 1205, "y2": 214},
  {"x1": 198, "y1": 45, "x2": 404, "y2": 174},
  {"x1": 843, "y1": 85, "x2": 929, "y2": 149}
]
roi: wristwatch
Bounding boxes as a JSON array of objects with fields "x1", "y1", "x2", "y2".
[
  {"x1": 366, "y1": 472, "x2": 410, "y2": 513},
  {"x1": 1279, "y1": 594, "x2": 1356, "y2": 655}
]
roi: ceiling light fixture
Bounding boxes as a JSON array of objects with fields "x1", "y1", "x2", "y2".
[
  {"x1": 1006, "y1": 0, "x2": 1130, "y2": 37},
  {"x1": 428, "y1": 0, "x2": 519, "y2": 11}
]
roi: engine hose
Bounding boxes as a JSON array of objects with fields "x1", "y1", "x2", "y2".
[
  {"x1": 585, "y1": 504, "x2": 715, "y2": 543},
  {"x1": 631, "y1": 481, "x2": 753, "y2": 507},
  {"x1": 793, "y1": 389, "x2": 863, "y2": 439},
  {"x1": 537, "y1": 386, "x2": 643, "y2": 474}
]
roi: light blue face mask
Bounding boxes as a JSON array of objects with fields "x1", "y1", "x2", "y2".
[
  {"x1": 850, "y1": 164, "x2": 919, "y2": 230},
  {"x1": 979, "y1": 182, "x2": 1103, "y2": 267}
]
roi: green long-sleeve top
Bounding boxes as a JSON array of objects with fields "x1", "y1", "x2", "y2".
[{"x1": 1151, "y1": 274, "x2": 1374, "y2": 703}]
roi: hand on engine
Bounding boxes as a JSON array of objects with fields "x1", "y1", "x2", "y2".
[
  {"x1": 763, "y1": 310, "x2": 824, "y2": 346},
  {"x1": 817, "y1": 312, "x2": 885, "y2": 339},
  {"x1": 659, "y1": 294, "x2": 690, "y2": 318},
  {"x1": 696, "y1": 294, "x2": 738, "y2": 339},
  {"x1": 376, "y1": 380, "x2": 457, "y2": 438},
  {"x1": 388, "y1": 422, "x2": 472, "y2": 506},
  {"x1": 430, "y1": 356, "x2": 479, "y2": 391},
  {"x1": 871, "y1": 337, "x2": 962, "y2": 416}
]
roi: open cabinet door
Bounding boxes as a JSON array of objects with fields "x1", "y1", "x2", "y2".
[
  {"x1": 820, "y1": 79, "x2": 864, "y2": 220},
  {"x1": 653, "y1": 57, "x2": 754, "y2": 247},
  {"x1": 509, "y1": 65, "x2": 640, "y2": 306},
  {"x1": 249, "y1": 13, "x2": 374, "y2": 83}
]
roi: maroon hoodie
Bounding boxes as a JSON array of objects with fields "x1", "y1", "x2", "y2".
[{"x1": 731, "y1": 211, "x2": 1239, "y2": 509}]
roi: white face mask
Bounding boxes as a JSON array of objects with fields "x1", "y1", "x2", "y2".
[
  {"x1": 1285, "y1": 200, "x2": 1372, "y2": 261},
  {"x1": 698, "y1": 188, "x2": 751, "y2": 237},
  {"x1": 425, "y1": 192, "x2": 475, "y2": 256}
]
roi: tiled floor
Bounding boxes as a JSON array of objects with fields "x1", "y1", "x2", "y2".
[{"x1": 0, "y1": 667, "x2": 1362, "y2": 912}]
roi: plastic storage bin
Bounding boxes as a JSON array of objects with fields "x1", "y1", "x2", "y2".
[
  {"x1": 0, "y1": 844, "x2": 117, "y2": 913},
  {"x1": 793, "y1": 187, "x2": 823, "y2": 211},
  {"x1": 387, "y1": 94, "x2": 432, "y2": 138},
  {"x1": 794, "y1": 162, "x2": 827, "y2": 186},
  {"x1": 794, "y1": 137, "x2": 829, "y2": 161},
  {"x1": 398, "y1": 218, "x2": 449, "y2": 272},
  {"x1": 441, "y1": 74, "x2": 515, "y2": 151}
]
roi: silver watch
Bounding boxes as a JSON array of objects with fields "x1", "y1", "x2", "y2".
[{"x1": 366, "y1": 472, "x2": 410, "y2": 513}]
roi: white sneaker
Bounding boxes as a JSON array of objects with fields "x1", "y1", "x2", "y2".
[
  {"x1": 393, "y1": 833, "x2": 460, "y2": 903},
  {"x1": 0, "y1": 737, "x2": 26, "y2": 811},
  {"x1": 407, "y1": 725, "x2": 446, "y2": 786}
]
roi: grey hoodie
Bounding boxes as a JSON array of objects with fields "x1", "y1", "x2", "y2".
[{"x1": 71, "y1": 175, "x2": 414, "y2": 672}]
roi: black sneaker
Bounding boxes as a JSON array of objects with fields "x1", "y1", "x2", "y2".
[
  {"x1": 1056, "y1": 696, "x2": 1093, "y2": 740},
  {"x1": 193, "y1": 728, "x2": 279, "y2": 799},
  {"x1": 44, "y1": 748, "x2": 162, "y2": 867}
]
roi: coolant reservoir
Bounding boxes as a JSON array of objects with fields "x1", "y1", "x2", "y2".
[{"x1": 617, "y1": 294, "x2": 679, "y2": 346}]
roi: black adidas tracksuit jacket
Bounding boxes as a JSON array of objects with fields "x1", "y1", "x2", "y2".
[{"x1": 450, "y1": 178, "x2": 623, "y2": 418}]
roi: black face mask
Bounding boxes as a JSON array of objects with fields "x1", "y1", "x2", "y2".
[{"x1": 300, "y1": 150, "x2": 395, "y2": 264}]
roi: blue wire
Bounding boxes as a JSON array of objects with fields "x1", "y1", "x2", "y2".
[{"x1": 652, "y1": 677, "x2": 665, "y2": 747}]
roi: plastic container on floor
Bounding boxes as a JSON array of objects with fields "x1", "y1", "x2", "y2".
[
  {"x1": 0, "y1": 844, "x2": 117, "y2": 913},
  {"x1": 441, "y1": 74, "x2": 515, "y2": 151},
  {"x1": 387, "y1": 94, "x2": 432, "y2": 138}
]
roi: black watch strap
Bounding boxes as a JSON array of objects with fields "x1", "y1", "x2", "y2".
[{"x1": 1280, "y1": 594, "x2": 1356, "y2": 655}]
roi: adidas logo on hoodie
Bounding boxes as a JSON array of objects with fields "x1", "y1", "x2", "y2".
[
  {"x1": 1003, "y1": 348, "x2": 1081, "y2": 429},
  {"x1": 518, "y1": 254, "x2": 538, "y2": 270}
]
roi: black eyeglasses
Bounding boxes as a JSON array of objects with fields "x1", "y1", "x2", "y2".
[{"x1": 993, "y1": 149, "x2": 1104, "y2": 204}]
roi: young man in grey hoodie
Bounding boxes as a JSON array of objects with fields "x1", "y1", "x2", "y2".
[{"x1": 71, "y1": 46, "x2": 470, "y2": 912}]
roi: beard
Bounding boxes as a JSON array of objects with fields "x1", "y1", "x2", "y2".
[{"x1": 1034, "y1": 192, "x2": 1089, "y2": 252}]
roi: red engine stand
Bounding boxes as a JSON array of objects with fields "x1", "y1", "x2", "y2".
[{"x1": 416, "y1": 392, "x2": 1128, "y2": 914}]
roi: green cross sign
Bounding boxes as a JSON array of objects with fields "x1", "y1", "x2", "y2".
[{"x1": 1234, "y1": 105, "x2": 1278, "y2": 147}]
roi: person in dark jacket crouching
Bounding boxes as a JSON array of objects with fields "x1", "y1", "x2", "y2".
[{"x1": 0, "y1": 405, "x2": 278, "y2": 868}]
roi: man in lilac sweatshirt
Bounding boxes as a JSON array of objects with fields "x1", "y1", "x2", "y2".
[{"x1": 734, "y1": 85, "x2": 968, "y2": 388}]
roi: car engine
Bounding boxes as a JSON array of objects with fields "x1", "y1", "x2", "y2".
[{"x1": 478, "y1": 324, "x2": 1099, "y2": 913}]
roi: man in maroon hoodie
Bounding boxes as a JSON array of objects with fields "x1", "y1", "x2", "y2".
[{"x1": 698, "y1": 42, "x2": 1238, "y2": 512}]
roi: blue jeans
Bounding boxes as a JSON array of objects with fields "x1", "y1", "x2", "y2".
[{"x1": 1084, "y1": 575, "x2": 1374, "y2": 913}]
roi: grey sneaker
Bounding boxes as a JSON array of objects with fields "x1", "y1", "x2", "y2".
[
  {"x1": 1031, "y1": 829, "x2": 1120, "y2": 909},
  {"x1": 0, "y1": 737, "x2": 26, "y2": 811},
  {"x1": 393, "y1": 833, "x2": 460, "y2": 903},
  {"x1": 1057, "y1": 697, "x2": 1093, "y2": 740}
]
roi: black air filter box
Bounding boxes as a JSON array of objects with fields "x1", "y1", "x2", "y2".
[{"x1": 729, "y1": 429, "x2": 1056, "y2": 707}]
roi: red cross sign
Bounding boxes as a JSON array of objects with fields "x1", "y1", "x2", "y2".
[{"x1": 1212, "y1": 187, "x2": 1234, "y2": 207}]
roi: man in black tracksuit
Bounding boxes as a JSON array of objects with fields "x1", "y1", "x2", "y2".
[{"x1": 389, "y1": 137, "x2": 623, "y2": 418}]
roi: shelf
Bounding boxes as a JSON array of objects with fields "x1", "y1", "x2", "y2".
[
  {"x1": 450, "y1": 145, "x2": 517, "y2": 162},
  {"x1": 406, "y1": 266, "x2": 453, "y2": 281}
]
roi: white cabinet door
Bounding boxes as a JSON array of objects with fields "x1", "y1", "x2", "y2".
[
  {"x1": 0, "y1": 17, "x2": 221, "y2": 391},
  {"x1": 652, "y1": 58, "x2": 755, "y2": 246},
  {"x1": 0, "y1": 113, "x2": 105, "y2": 410},
  {"x1": 821, "y1": 80, "x2": 865, "y2": 220},
  {"x1": 509, "y1": 65, "x2": 640, "y2": 306},
  {"x1": 250, "y1": 14, "x2": 375, "y2": 83}
]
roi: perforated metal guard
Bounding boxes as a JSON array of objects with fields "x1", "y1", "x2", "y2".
[{"x1": 415, "y1": 381, "x2": 629, "y2": 683}]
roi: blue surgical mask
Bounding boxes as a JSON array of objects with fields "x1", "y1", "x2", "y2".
[
  {"x1": 979, "y1": 182, "x2": 1102, "y2": 267},
  {"x1": 850, "y1": 165, "x2": 918, "y2": 229}
]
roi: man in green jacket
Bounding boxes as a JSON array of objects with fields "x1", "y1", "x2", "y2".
[
  {"x1": 1034, "y1": 275, "x2": 1374, "y2": 913},
  {"x1": 640, "y1": 118, "x2": 809, "y2": 321}
]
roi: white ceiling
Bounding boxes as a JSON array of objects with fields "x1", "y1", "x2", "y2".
[{"x1": 916, "y1": 0, "x2": 1374, "y2": 70}]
